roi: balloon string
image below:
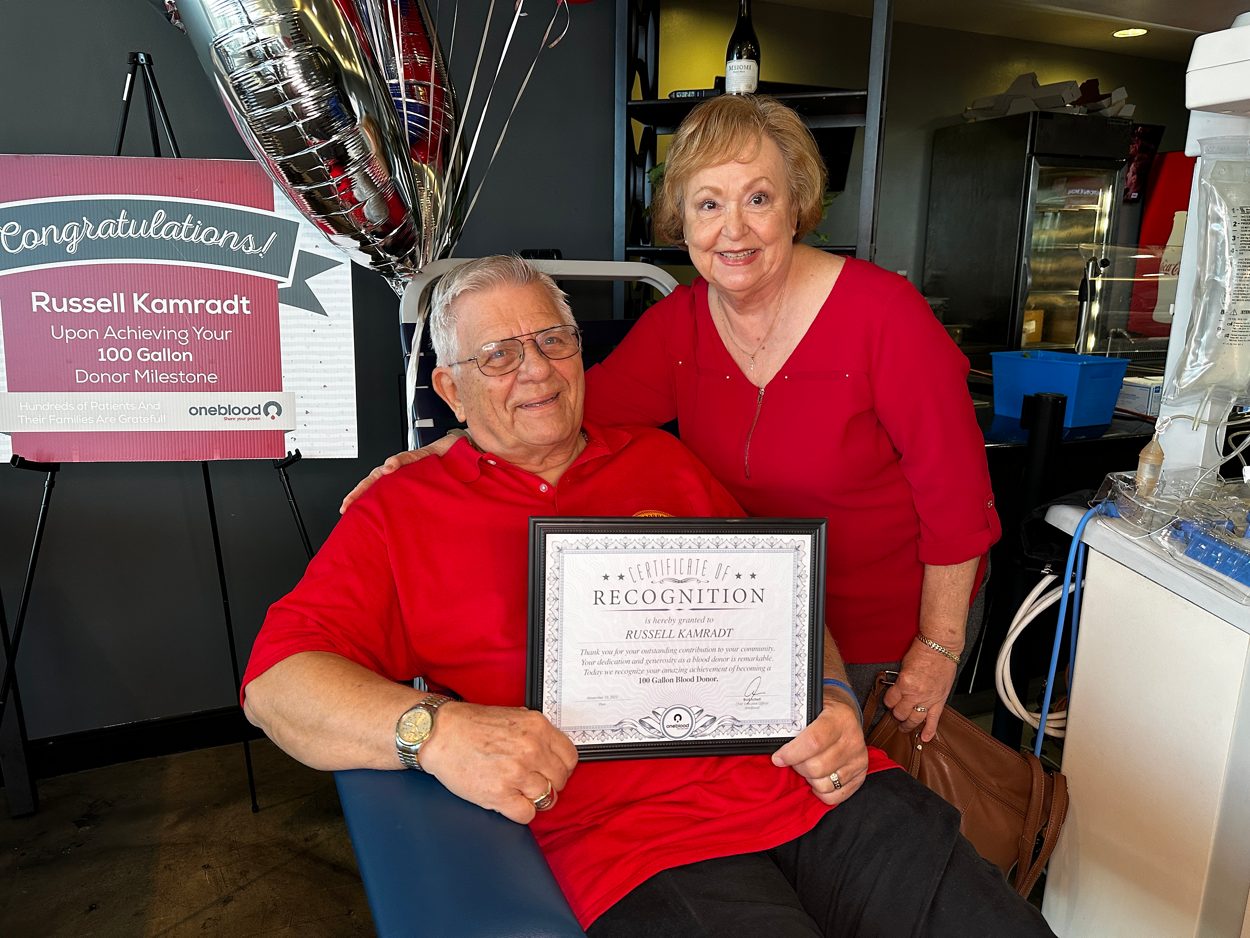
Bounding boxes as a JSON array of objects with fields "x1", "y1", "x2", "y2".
[
  {"x1": 547, "y1": 0, "x2": 571, "y2": 48},
  {"x1": 432, "y1": 0, "x2": 459, "y2": 254},
  {"x1": 426, "y1": 9, "x2": 444, "y2": 250},
  {"x1": 445, "y1": 0, "x2": 498, "y2": 189},
  {"x1": 454, "y1": 1, "x2": 566, "y2": 237},
  {"x1": 449, "y1": 0, "x2": 527, "y2": 213},
  {"x1": 446, "y1": 0, "x2": 460, "y2": 76},
  {"x1": 387, "y1": 2, "x2": 410, "y2": 155}
]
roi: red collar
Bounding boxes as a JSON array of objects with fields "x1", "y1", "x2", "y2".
[{"x1": 441, "y1": 421, "x2": 622, "y2": 483}]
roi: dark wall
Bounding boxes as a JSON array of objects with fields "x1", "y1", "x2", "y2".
[{"x1": 0, "y1": 0, "x2": 616, "y2": 740}]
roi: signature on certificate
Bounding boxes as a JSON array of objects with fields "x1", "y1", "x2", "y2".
[{"x1": 742, "y1": 675, "x2": 764, "y2": 705}]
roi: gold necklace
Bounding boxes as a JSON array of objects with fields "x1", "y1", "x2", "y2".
[{"x1": 713, "y1": 286, "x2": 787, "y2": 381}]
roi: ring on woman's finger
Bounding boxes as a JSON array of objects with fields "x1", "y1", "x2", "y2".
[
  {"x1": 532, "y1": 780, "x2": 557, "y2": 811},
  {"x1": 829, "y1": 771, "x2": 843, "y2": 791},
  {"x1": 913, "y1": 705, "x2": 929, "y2": 713}
]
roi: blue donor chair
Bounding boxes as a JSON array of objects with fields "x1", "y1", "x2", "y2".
[{"x1": 335, "y1": 769, "x2": 586, "y2": 937}]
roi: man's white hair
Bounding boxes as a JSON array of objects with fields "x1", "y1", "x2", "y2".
[{"x1": 428, "y1": 255, "x2": 574, "y2": 366}]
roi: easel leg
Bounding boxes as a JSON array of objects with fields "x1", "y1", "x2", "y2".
[
  {"x1": 114, "y1": 51, "x2": 181, "y2": 159},
  {"x1": 112, "y1": 56, "x2": 140, "y2": 157},
  {"x1": 201, "y1": 462, "x2": 260, "y2": 813},
  {"x1": 0, "y1": 457, "x2": 59, "y2": 817},
  {"x1": 0, "y1": 458, "x2": 59, "y2": 715},
  {"x1": 0, "y1": 591, "x2": 37, "y2": 817},
  {"x1": 273, "y1": 450, "x2": 315, "y2": 561}
]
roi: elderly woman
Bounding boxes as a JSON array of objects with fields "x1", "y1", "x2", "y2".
[{"x1": 345, "y1": 95, "x2": 998, "y2": 739}]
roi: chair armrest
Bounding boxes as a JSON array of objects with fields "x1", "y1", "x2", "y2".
[{"x1": 334, "y1": 769, "x2": 585, "y2": 938}]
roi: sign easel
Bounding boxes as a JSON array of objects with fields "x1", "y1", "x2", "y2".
[{"x1": 0, "y1": 52, "x2": 319, "y2": 817}]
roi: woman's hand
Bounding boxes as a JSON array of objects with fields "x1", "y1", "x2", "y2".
[
  {"x1": 771, "y1": 694, "x2": 868, "y2": 805},
  {"x1": 882, "y1": 642, "x2": 957, "y2": 742},
  {"x1": 339, "y1": 431, "x2": 464, "y2": 514}
]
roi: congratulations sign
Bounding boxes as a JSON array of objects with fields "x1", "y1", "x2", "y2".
[{"x1": 0, "y1": 154, "x2": 356, "y2": 462}]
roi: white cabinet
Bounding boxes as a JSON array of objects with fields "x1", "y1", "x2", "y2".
[{"x1": 1042, "y1": 505, "x2": 1250, "y2": 937}]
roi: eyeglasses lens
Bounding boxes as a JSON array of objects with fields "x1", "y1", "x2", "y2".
[{"x1": 477, "y1": 325, "x2": 580, "y2": 375}]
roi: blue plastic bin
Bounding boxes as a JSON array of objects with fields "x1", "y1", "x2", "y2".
[{"x1": 991, "y1": 350, "x2": 1129, "y2": 428}]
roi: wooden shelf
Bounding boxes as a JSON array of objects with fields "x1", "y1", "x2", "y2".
[{"x1": 627, "y1": 90, "x2": 870, "y2": 133}]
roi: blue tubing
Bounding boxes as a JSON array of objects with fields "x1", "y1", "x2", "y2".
[
  {"x1": 1035, "y1": 503, "x2": 1106, "y2": 756},
  {"x1": 1070, "y1": 537, "x2": 1088, "y2": 683}
]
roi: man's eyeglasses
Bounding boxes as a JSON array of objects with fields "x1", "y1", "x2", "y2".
[{"x1": 450, "y1": 324, "x2": 582, "y2": 377}]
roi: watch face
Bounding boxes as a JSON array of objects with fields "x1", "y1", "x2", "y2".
[{"x1": 397, "y1": 707, "x2": 433, "y2": 746}]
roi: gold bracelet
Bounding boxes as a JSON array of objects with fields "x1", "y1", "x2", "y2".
[{"x1": 915, "y1": 633, "x2": 961, "y2": 664}]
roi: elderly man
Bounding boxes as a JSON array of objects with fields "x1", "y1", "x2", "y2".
[{"x1": 243, "y1": 256, "x2": 1053, "y2": 936}]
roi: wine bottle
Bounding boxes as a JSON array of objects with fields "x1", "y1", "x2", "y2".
[{"x1": 724, "y1": 0, "x2": 760, "y2": 95}]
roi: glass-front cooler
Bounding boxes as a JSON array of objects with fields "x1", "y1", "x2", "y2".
[
  {"x1": 922, "y1": 112, "x2": 1158, "y2": 368},
  {"x1": 1074, "y1": 231, "x2": 1182, "y2": 371},
  {"x1": 1020, "y1": 162, "x2": 1120, "y2": 349}
]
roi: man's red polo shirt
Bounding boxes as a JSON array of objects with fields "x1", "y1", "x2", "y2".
[{"x1": 243, "y1": 423, "x2": 894, "y2": 928}]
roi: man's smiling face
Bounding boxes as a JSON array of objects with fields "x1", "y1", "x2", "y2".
[{"x1": 432, "y1": 282, "x2": 585, "y2": 473}]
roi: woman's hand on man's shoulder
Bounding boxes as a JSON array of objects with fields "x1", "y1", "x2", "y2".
[{"x1": 339, "y1": 431, "x2": 464, "y2": 514}]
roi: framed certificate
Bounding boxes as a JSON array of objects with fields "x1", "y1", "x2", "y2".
[{"x1": 527, "y1": 517, "x2": 826, "y2": 760}]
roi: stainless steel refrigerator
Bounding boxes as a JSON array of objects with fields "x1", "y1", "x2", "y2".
[{"x1": 922, "y1": 112, "x2": 1134, "y2": 366}]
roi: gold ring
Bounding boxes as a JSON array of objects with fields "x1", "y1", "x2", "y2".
[
  {"x1": 913, "y1": 705, "x2": 929, "y2": 713},
  {"x1": 829, "y1": 771, "x2": 843, "y2": 791},
  {"x1": 532, "y1": 781, "x2": 557, "y2": 811}
]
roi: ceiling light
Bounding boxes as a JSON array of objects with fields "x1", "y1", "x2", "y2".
[{"x1": 1113, "y1": 28, "x2": 1149, "y2": 38}]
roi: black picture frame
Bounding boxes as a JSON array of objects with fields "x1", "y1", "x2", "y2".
[{"x1": 527, "y1": 517, "x2": 826, "y2": 760}]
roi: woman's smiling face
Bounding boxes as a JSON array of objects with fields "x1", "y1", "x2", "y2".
[{"x1": 681, "y1": 134, "x2": 798, "y2": 301}]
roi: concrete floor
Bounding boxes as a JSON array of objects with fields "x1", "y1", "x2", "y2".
[{"x1": 0, "y1": 740, "x2": 374, "y2": 936}]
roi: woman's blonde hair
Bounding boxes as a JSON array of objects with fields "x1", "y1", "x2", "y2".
[{"x1": 651, "y1": 94, "x2": 828, "y2": 245}]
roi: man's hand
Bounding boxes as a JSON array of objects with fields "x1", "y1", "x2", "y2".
[
  {"x1": 882, "y1": 643, "x2": 957, "y2": 742},
  {"x1": 418, "y1": 701, "x2": 579, "y2": 824},
  {"x1": 339, "y1": 431, "x2": 464, "y2": 514},
  {"x1": 771, "y1": 695, "x2": 868, "y2": 805}
]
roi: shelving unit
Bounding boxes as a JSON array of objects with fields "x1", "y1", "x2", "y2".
[{"x1": 611, "y1": 0, "x2": 894, "y2": 315}]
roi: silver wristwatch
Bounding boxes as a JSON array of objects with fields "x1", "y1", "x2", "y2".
[{"x1": 394, "y1": 694, "x2": 452, "y2": 771}]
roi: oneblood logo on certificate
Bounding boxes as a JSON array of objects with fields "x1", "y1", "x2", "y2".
[{"x1": 0, "y1": 154, "x2": 356, "y2": 462}]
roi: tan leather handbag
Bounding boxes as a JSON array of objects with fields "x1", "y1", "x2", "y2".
[{"x1": 863, "y1": 671, "x2": 1069, "y2": 897}]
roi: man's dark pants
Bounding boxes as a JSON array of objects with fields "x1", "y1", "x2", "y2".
[{"x1": 588, "y1": 768, "x2": 1056, "y2": 937}]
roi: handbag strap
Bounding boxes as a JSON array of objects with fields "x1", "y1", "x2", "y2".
[
  {"x1": 1012, "y1": 753, "x2": 1047, "y2": 891},
  {"x1": 1014, "y1": 769, "x2": 1070, "y2": 896},
  {"x1": 860, "y1": 670, "x2": 896, "y2": 729}
]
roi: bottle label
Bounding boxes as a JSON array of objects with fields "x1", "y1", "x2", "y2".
[{"x1": 725, "y1": 60, "x2": 759, "y2": 94}]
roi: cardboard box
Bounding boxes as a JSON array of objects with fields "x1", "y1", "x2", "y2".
[{"x1": 1116, "y1": 376, "x2": 1163, "y2": 417}]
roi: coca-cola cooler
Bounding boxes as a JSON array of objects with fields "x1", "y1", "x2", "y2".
[
  {"x1": 923, "y1": 112, "x2": 1164, "y2": 368},
  {"x1": 1124, "y1": 151, "x2": 1197, "y2": 339}
]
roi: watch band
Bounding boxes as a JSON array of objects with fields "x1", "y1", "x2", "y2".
[{"x1": 396, "y1": 693, "x2": 452, "y2": 772}]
